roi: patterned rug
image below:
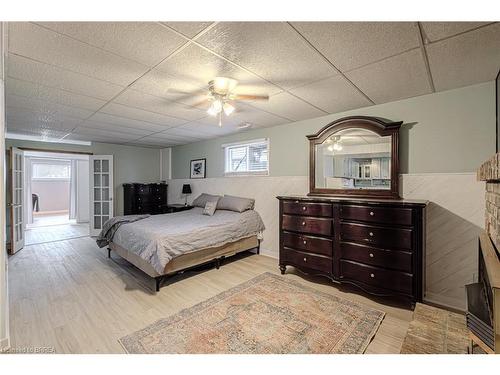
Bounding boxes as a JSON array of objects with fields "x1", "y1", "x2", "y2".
[
  {"x1": 400, "y1": 303, "x2": 469, "y2": 354},
  {"x1": 119, "y1": 272, "x2": 385, "y2": 354}
]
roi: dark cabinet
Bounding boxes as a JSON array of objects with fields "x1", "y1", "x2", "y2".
[
  {"x1": 278, "y1": 196, "x2": 427, "y2": 304},
  {"x1": 123, "y1": 183, "x2": 168, "y2": 215}
]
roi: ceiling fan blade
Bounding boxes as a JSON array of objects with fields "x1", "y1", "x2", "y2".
[
  {"x1": 232, "y1": 94, "x2": 269, "y2": 101},
  {"x1": 190, "y1": 98, "x2": 210, "y2": 108}
]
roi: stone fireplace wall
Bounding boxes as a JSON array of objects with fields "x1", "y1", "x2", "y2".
[{"x1": 478, "y1": 153, "x2": 500, "y2": 250}]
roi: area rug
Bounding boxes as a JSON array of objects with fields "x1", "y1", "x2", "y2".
[
  {"x1": 119, "y1": 272, "x2": 385, "y2": 354},
  {"x1": 400, "y1": 303, "x2": 469, "y2": 354}
]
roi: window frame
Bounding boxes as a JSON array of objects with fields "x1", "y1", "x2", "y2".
[
  {"x1": 222, "y1": 138, "x2": 270, "y2": 177},
  {"x1": 31, "y1": 159, "x2": 71, "y2": 181}
]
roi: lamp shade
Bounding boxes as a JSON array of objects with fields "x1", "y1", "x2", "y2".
[{"x1": 182, "y1": 184, "x2": 192, "y2": 194}]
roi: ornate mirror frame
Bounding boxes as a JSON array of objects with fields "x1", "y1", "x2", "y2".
[{"x1": 307, "y1": 116, "x2": 402, "y2": 199}]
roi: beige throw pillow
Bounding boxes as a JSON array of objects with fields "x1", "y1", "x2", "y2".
[{"x1": 203, "y1": 201, "x2": 217, "y2": 216}]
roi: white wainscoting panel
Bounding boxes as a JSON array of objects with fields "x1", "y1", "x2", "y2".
[{"x1": 168, "y1": 172, "x2": 484, "y2": 310}]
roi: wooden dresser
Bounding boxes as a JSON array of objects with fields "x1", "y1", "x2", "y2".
[
  {"x1": 123, "y1": 183, "x2": 168, "y2": 215},
  {"x1": 278, "y1": 196, "x2": 427, "y2": 303}
]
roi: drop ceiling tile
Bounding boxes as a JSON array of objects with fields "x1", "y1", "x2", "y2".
[
  {"x1": 6, "y1": 94, "x2": 95, "y2": 119},
  {"x1": 158, "y1": 127, "x2": 208, "y2": 141},
  {"x1": 156, "y1": 44, "x2": 279, "y2": 96},
  {"x1": 78, "y1": 120, "x2": 155, "y2": 136},
  {"x1": 6, "y1": 127, "x2": 69, "y2": 139},
  {"x1": 345, "y1": 49, "x2": 431, "y2": 104},
  {"x1": 197, "y1": 22, "x2": 336, "y2": 89},
  {"x1": 73, "y1": 127, "x2": 139, "y2": 141},
  {"x1": 162, "y1": 22, "x2": 214, "y2": 38},
  {"x1": 249, "y1": 92, "x2": 326, "y2": 121},
  {"x1": 420, "y1": 22, "x2": 492, "y2": 43},
  {"x1": 291, "y1": 22, "x2": 420, "y2": 72},
  {"x1": 36, "y1": 22, "x2": 186, "y2": 66},
  {"x1": 87, "y1": 112, "x2": 172, "y2": 133},
  {"x1": 66, "y1": 133, "x2": 129, "y2": 145},
  {"x1": 99, "y1": 102, "x2": 186, "y2": 127},
  {"x1": 135, "y1": 135, "x2": 189, "y2": 146},
  {"x1": 113, "y1": 88, "x2": 206, "y2": 121},
  {"x1": 289, "y1": 75, "x2": 372, "y2": 113},
  {"x1": 6, "y1": 109, "x2": 80, "y2": 131},
  {"x1": 6, "y1": 77, "x2": 107, "y2": 111},
  {"x1": 7, "y1": 54, "x2": 124, "y2": 101},
  {"x1": 129, "y1": 69, "x2": 207, "y2": 106},
  {"x1": 179, "y1": 120, "x2": 240, "y2": 136},
  {"x1": 9, "y1": 22, "x2": 148, "y2": 86},
  {"x1": 123, "y1": 142, "x2": 165, "y2": 149},
  {"x1": 426, "y1": 23, "x2": 500, "y2": 91}
]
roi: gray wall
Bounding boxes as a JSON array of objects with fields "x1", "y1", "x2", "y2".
[
  {"x1": 172, "y1": 82, "x2": 496, "y2": 178},
  {"x1": 5, "y1": 139, "x2": 161, "y2": 216}
]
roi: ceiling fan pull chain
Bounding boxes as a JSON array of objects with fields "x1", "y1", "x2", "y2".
[{"x1": 219, "y1": 112, "x2": 222, "y2": 127}]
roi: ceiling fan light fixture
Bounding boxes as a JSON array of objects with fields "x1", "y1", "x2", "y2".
[
  {"x1": 207, "y1": 99, "x2": 223, "y2": 116},
  {"x1": 223, "y1": 102, "x2": 235, "y2": 116},
  {"x1": 213, "y1": 77, "x2": 238, "y2": 94}
]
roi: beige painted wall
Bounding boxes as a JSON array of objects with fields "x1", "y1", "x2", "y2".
[
  {"x1": 31, "y1": 180, "x2": 70, "y2": 212},
  {"x1": 0, "y1": 22, "x2": 9, "y2": 351},
  {"x1": 172, "y1": 82, "x2": 495, "y2": 178}
]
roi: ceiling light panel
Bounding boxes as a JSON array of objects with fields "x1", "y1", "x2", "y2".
[
  {"x1": 197, "y1": 22, "x2": 339, "y2": 89},
  {"x1": 9, "y1": 22, "x2": 149, "y2": 86},
  {"x1": 36, "y1": 22, "x2": 187, "y2": 67},
  {"x1": 291, "y1": 22, "x2": 420, "y2": 72}
]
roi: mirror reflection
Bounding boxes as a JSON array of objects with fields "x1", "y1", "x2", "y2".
[{"x1": 315, "y1": 128, "x2": 392, "y2": 190}]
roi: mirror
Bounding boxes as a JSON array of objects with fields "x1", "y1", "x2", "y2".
[{"x1": 308, "y1": 116, "x2": 401, "y2": 199}]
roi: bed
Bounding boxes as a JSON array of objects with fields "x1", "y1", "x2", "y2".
[{"x1": 100, "y1": 203, "x2": 265, "y2": 292}]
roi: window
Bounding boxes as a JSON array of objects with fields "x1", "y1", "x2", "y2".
[
  {"x1": 32, "y1": 162, "x2": 71, "y2": 180},
  {"x1": 223, "y1": 139, "x2": 269, "y2": 176}
]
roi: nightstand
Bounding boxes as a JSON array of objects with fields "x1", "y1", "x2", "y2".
[{"x1": 166, "y1": 204, "x2": 194, "y2": 213}]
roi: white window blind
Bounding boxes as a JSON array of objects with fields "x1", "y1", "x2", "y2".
[
  {"x1": 32, "y1": 162, "x2": 70, "y2": 180},
  {"x1": 223, "y1": 139, "x2": 269, "y2": 176}
]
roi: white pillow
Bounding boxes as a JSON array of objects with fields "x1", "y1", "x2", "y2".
[{"x1": 203, "y1": 201, "x2": 217, "y2": 216}]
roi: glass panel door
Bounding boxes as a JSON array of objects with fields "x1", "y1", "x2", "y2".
[
  {"x1": 89, "y1": 155, "x2": 113, "y2": 236},
  {"x1": 10, "y1": 147, "x2": 25, "y2": 254}
]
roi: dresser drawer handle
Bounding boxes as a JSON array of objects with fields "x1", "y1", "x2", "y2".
[
  {"x1": 370, "y1": 273, "x2": 375, "y2": 278},
  {"x1": 303, "y1": 257, "x2": 307, "y2": 262},
  {"x1": 295, "y1": 200, "x2": 299, "y2": 203},
  {"x1": 370, "y1": 211, "x2": 374, "y2": 216},
  {"x1": 302, "y1": 206, "x2": 307, "y2": 211},
  {"x1": 369, "y1": 232, "x2": 374, "y2": 237},
  {"x1": 302, "y1": 221, "x2": 306, "y2": 226},
  {"x1": 369, "y1": 253, "x2": 374, "y2": 258},
  {"x1": 303, "y1": 240, "x2": 307, "y2": 245}
]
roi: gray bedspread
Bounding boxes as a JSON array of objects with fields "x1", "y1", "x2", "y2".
[
  {"x1": 96, "y1": 214, "x2": 150, "y2": 248},
  {"x1": 110, "y1": 207, "x2": 265, "y2": 273}
]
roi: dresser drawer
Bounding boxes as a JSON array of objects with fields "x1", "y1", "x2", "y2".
[
  {"x1": 282, "y1": 248, "x2": 332, "y2": 274},
  {"x1": 283, "y1": 201, "x2": 332, "y2": 217},
  {"x1": 341, "y1": 222, "x2": 412, "y2": 250},
  {"x1": 340, "y1": 260, "x2": 413, "y2": 295},
  {"x1": 340, "y1": 205, "x2": 413, "y2": 226},
  {"x1": 283, "y1": 231, "x2": 332, "y2": 257},
  {"x1": 340, "y1": 242, "x2": 412, "y2": 273},
  {"x1": 282, "y1": 215, "x2": 332, "y2": 236}
]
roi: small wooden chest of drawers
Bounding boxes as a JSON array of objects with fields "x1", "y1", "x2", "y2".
[{"x1": 278, "y1": 196, "x2": 426, "y2": 304}]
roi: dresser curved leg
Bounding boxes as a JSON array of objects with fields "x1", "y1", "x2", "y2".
[{"x1": 279, "y1": 265, "x2": 286, "y2": 275}]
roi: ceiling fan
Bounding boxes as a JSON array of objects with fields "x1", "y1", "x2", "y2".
[{"x1": 175, "y1": 77, "x2": 269, "y2": 127}]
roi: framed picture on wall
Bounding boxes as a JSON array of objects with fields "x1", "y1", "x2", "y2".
[{"x1": 190, "y1": 158, "x2": 206, "y2": 179}]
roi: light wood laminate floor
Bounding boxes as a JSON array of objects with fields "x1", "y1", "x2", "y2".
[
  {"x1": 25, "y1": 223, "x2": 89, "y2": 246},
  {"x1": 8, "y1": 236, "x2": 413, "y2": 353}
]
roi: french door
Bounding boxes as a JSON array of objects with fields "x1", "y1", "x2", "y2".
[
  {"x1": 89, "y1": 155, "x2": 113, "y2": 236},
  {"x1": 9, "y1": 147, "x2": 24, "y2": 254}
]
